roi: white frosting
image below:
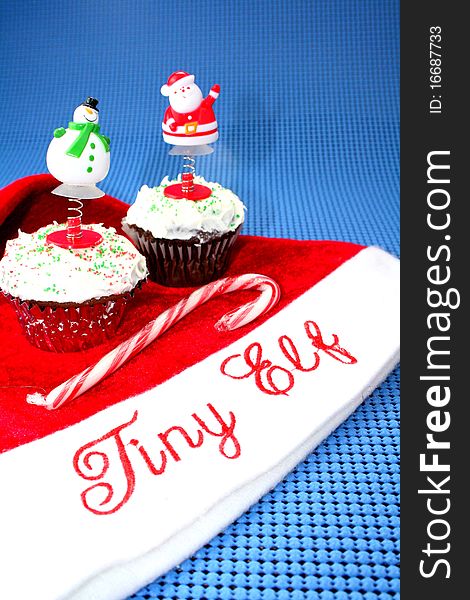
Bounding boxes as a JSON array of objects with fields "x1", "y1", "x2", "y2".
[
  {"x1": 0, "y1": 224, "x2": 148, "y2": 303},
  {"x1": 123, "y1": 176, "x2": 246, "y2": 240}
]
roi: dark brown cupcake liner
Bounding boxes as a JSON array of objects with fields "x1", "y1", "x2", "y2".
[
  {"x1": 126, "y1": 224, "x2": 242, "y2": 287},
  {"x1": 3, "y1": 291, "x2": 136, "y2": 352}
]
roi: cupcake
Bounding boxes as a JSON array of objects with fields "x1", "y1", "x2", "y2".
[
  {"x1": 0, "y1": 223, "x2": 148, "y2": 352},
  {"x1": 122, "y1": 176, "x2": 245, "y2": 287}
]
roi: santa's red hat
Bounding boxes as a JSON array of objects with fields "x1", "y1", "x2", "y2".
[
  {"x1": 161, "y1": 71, "x2": 195, "y2": 96},
  {"x1": 0, "y1": 174, "x2": 399, "y2": 600}
]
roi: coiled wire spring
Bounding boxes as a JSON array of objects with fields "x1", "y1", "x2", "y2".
[
  {"x1": 181, "y1": 155, "x2": 195, "y2": 195},
  {"x1": 67, "y1": 198, "x2": 83, "y2": 239}
]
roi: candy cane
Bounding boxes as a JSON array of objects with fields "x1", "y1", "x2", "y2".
[{"x1": 27, "y1": 274, "x2": 280, "y2": 410}]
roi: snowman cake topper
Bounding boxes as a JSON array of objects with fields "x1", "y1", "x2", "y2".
[
  {"x1": 46, "y1": 97, "x2": 111, "y2": 249},
  {"x1": 161, "y1": 71, "x2": 220, "y2": 201}
]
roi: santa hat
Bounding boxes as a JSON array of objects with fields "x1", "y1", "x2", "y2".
[
  {"x1": 161, "y1": 71, "x2": 195, "y2": 96},
  {"x1": 0, "y1": 175, "x2": 399, "y2": 600}
]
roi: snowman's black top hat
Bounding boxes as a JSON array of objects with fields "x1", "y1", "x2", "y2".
[{"x1": 82, "y1": 97, "x2": 99, "y2": 111}]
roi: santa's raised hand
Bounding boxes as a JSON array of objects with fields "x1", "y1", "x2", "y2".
[{"x1": 161, "y1": 72, "x2": 220, "y2": 146}]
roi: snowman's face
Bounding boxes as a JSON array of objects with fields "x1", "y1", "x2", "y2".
[
  {"x1": 73, "y1": 105, "x2": 99, "y2": 124},
  {"x1": 169, "y1": 83, "x2": 203, "y2": 113}
]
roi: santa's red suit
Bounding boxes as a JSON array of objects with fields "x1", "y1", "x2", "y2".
[{"x1": 162, "y1": 84, "x2": 220, "y2": 146}]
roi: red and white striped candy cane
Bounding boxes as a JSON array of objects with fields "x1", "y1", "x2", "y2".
[{"x1": 27, "y1": 274, "x2": 280, "y2": 410}]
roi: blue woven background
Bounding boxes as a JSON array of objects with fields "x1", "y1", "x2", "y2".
[{"x1": 0, "y1": 1, "x2": 399, "y2": 598}]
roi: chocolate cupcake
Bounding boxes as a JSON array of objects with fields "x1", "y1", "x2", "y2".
[
  {"x1": 0, "y1": 223, "x2": 148, "y2": 352},
  {"x1": 122, "y1": 176, "x2": 245, "y2": 287}
]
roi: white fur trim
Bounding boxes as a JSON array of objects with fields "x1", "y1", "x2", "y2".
[
  {"x1": 173, "y1": 74, "x2": 194, "y2": 88},
  {"x1": 162, "y1": 131, "x2": 219, "y2": 146},
  {"x1": 162, "y1": 74, "x2": 195, "y2": 96}
]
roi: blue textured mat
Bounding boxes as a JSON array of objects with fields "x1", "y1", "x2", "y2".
[{"x1": 0, "y1": 1, "x2": 399, "y2": 598}]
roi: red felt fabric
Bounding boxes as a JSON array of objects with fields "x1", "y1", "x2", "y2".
[{"x1": 0, "y1": 175, "x2": 363, "y2": 453}]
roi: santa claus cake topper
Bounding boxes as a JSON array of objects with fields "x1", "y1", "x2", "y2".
[
  {"x1": 161, "y1": 71, "x2": 220, "y2": 146},
  {"x1": 45, "y1": 97, "x2": 111, "y2": 248},
  {"x1": 161, "y1": 71, "x2": 220, "y2": 200}
]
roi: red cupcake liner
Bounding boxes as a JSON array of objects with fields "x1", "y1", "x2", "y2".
[
  {"x1": 128, "y1": 224, "x2": 242, "y2": 287},
  {"x1": 4, "y1": 292, "x2": 134, "y2": 352}
]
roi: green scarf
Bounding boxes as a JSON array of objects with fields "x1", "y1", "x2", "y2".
[{"x1": 66, "y1": 122, "x2": 110, "y2": 158}]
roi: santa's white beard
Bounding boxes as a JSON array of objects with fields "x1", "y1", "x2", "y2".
[{"x1": 170, "y1": 89, "x2": 203, "y2": 114}]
